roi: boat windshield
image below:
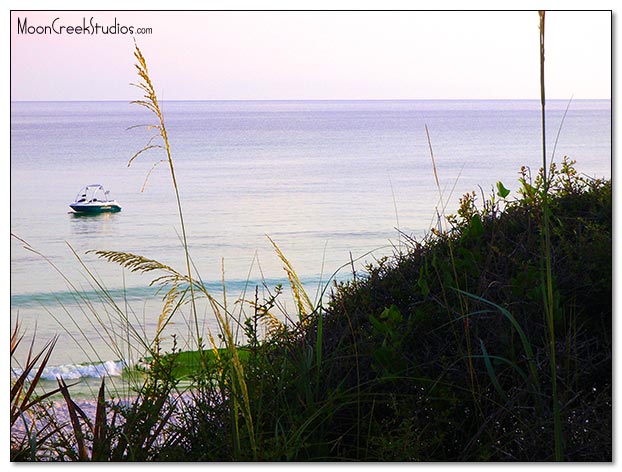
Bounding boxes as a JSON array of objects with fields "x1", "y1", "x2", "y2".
[{"x1": 74, "y1": 185, "x2": 111, "y2": 203}]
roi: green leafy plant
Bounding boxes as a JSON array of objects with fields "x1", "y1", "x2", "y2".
[{"x1": 10, "y1": 320, "x2": 65, "y2": 460}]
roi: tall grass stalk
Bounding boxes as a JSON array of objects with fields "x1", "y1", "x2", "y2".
[
  {"x1": 538, "y1": 10, "x2": 563, "y2": 461},
  {"x1": 130, "y1": 41, "x2": 257, "y2": 459},
  {"x1": 267, "y1": 235, "x2": 314, "y2": 322},
  {"x1": 129, "y1": 40, "x2": 199, "y2": 349},
  {"x1": 424, "y1": 124, "x2": 476, "y2": 396}
]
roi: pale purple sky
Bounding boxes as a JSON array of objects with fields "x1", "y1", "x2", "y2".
[{"x1": 10, "y1": 10, "x2": 612, "y2": 100}]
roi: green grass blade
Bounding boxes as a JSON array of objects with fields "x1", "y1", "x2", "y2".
[
  {"x1": 479, "y1": 339, "x2": 508, "y2": 400},
  {"x1": 453, "y1": 288, "x2": 540, "y2": 392}
]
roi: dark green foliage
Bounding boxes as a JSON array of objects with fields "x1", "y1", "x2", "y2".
[{"x1": 304, "y1": 158, "x2": 611, "y2": 461}]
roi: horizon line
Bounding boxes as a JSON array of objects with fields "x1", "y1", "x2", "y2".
[{"x1": 9, "y1": 97, "x2": 612, "y2": 103}]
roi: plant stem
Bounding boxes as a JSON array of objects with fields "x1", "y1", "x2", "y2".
[
  {"x1": 539, "y1": 10, "x2": 563, "y2": 461},
  {"x1": 160, "y1": 111, "x2": 200, "y2": 347},
  {"x1": 131, "y1": 41, "x2": 200, "y2": 350}
]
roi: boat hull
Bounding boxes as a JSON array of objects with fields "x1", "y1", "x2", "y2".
[{"x1": 69, "y1": 203, "x2": 122, "y2": 213}]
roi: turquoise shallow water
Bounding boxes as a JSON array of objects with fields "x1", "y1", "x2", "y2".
[{"x1": 10, "y1": 99, "x2": 611, "y2": 383}]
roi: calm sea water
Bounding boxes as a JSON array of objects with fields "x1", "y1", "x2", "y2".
[{"x1": 10, "y1": 100, "x2": 611, "y2": 386}]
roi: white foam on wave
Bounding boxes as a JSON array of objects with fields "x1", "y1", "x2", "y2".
[{"x1": 12, "y1": 360, "x2": 128, "y2": 382}]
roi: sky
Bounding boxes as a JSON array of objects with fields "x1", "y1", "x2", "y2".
[{"x1": 9, "y1": 9, "x2": 612, "y2": 101}]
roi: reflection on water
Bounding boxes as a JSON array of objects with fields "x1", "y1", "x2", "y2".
[{"x1": 68, "y1": 210, "x2": 119, "y2": 236}]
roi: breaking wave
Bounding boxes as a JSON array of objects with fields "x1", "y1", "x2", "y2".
[{"x1": 12, "y1": 359, "x2": 128, "y2": 382}]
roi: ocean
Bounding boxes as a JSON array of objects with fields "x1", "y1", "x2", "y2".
[{"x1": 10, "y1": 99, "x2": 611, "y2": 391}]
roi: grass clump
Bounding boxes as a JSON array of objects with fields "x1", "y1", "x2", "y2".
[{"x1": 310, "y1": 159, "x2": 611, "y2": 460}]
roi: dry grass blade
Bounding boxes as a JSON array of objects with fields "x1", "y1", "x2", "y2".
[
  {"x1": 89, "y1": 250, "x2": 179, "y2": 277},
  {"x1": 154, "y1": 282, "x2": 188, "y2": 345},
  {"x1": 267, "y1": 235, "x2": 314, "y2": 320},
  {"x1": 195, "y1": 281, "x2": 257, "y2": 457},
  {"x1": 425, "y1": 124, "x2": 447, "y2": 232},
  {"x1": 130, "y1": 39, "x2": 199, "y2": 343},
  {"x1": 425, "y1": 124, "x2": 442, "y2": 198},
  {"x1": 128, "y1": 144, "x2": 165, "y2": 167},
  {"x1": 139, "y1": 159, "x2": 166, "y2": 192},
  {"x1": 89, "y1": 249, "x2": 190, "y2": 344}
]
